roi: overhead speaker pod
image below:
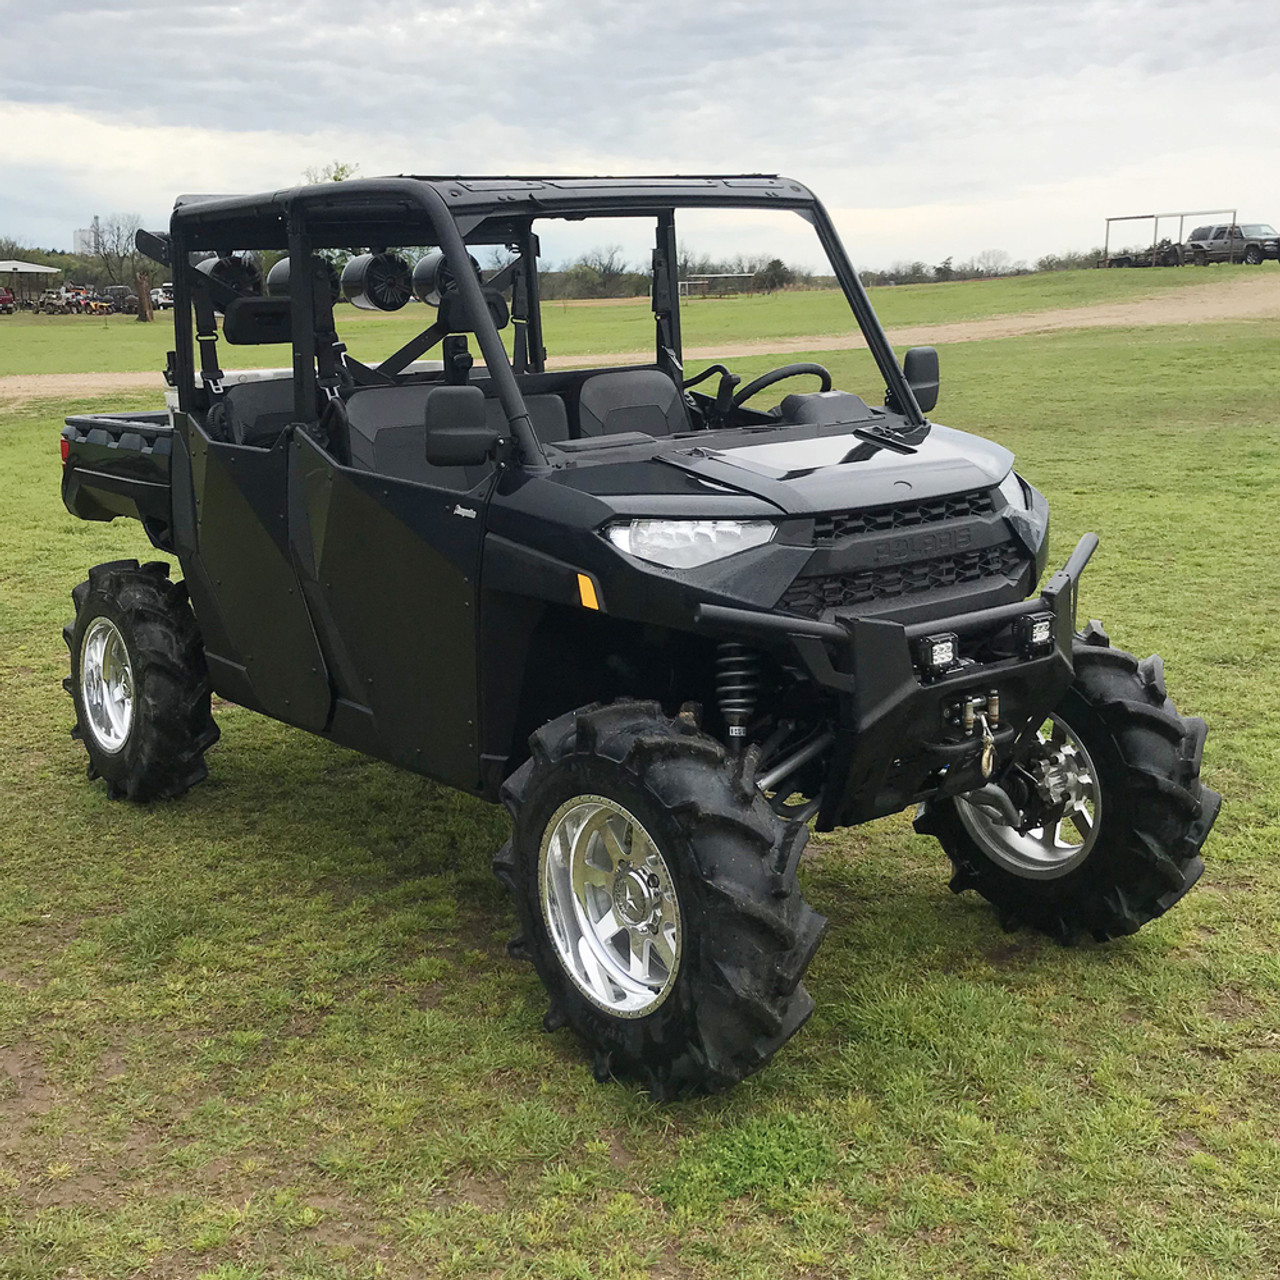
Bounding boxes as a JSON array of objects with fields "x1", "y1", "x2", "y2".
[
  {"x1": 341, "y1": 252, "x2": 412, "y2": 311},
  {"x1": 194, "y1": 253, "x2": 263, "y2": 298},
  {"x1": 265, "y1": 255, "x2": 341, "y2": 304},
  {"x1": 412, "y1": 251, "x2": 481, "y2": 306}
]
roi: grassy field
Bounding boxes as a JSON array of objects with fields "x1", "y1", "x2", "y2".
[
  {"x1": 0, "y1": 266, "x2": 1227, "y2": 377},
  {"x1": 1, "y1": 299, "x2": 1279, "y2": 1278}
]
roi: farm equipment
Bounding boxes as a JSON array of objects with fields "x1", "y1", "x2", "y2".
[
  {"x1": 0, "y1": 286, "x2": 15, "y2": 315},
  {"x1": 58, "y1": 175, "x2": 1219, "y2": 1096},
  {"x1": 1101, "y1": 208, "x2": 1244, "y2": 270},
  {"x1": 1104, "y1": 238, "x2": 1183, "y2": 268}
]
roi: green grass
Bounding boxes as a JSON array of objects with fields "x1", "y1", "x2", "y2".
[
  {"x1": 2, "y1": 314, "x2": 1279, "y2": 1277},
  {"x1": 0, "y1": 266, "x2": 1230, "y2": 376}
]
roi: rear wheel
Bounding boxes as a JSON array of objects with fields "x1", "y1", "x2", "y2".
[
  {"x1": 65, "y1": 560, "x2": 219, "y2": 801},
  {"x1": 916, "y1": 629, "x2": 1219, "y2": 943},
  {"x1": 495, "y1": 701, "x2": 826, "y2": 1097}
]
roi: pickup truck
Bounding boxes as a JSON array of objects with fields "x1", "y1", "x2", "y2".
[{"x1": 1184, "y1": 222, "x2": 1279, "y2": 265}]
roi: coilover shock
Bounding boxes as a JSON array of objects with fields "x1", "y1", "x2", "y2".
[{"x1": 716, "y1": 642, "x2": 761, "y2": 754}]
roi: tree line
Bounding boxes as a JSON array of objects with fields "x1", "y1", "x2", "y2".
[
  {"x1": 4, "y1": 212, "x2": 1108, "y2": 304},
  {"x1": 534, "y1": 247, "x2": 824, "y2": 300},
  {"x1": 861, "y1": 247, "x2": 1103, "y2": 287}
]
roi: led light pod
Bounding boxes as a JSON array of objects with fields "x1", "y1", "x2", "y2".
[
  {"x1": 1014, "y1": 610, "x2": 1056, "y2": 656},
  {"x1": 916, "y1": 631, "x2": 960, "y2": 675}
]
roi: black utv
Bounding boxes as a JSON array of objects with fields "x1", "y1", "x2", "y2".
[{"x1": 59, "y1": 174, "x2": 1219, "y2": 1096}]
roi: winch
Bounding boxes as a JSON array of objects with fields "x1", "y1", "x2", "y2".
[{"x1": 946, "y1": 688, "x2": 1001, "y2": 778}]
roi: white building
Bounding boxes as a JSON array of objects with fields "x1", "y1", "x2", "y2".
[{"x1": 74, "y1": 218, "x2": 101, "y2": 256}]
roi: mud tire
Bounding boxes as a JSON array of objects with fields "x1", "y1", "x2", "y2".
[
  {"x1": 494, "y1": 701, "x2": 827, "y2": 1097},
  {"x1": 916, "y1": 630, "x2": 1219, "y2": 944},
  {"x1": 65, "y1": 560, "x2": 219, "y2": 801}
]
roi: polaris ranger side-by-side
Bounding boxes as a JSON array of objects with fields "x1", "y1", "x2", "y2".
[{"x1": 59, "y1": 175, "x2": 1218, "y2": 1095}]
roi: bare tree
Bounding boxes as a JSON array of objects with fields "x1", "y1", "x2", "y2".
[
  {"x1": 92, "y1": 213, "x2": 144, "y2": 286},
  {"x1": 581, "y1": 245, "x2": 628, "y2": 291},
  {"x1": 484, "y1": 246, "x2": 518, "y2": 272},
  {"x1": 974, "y1": 248, "x2": 1011, "y2": 277},
  {"x1": 304, "y1": 160, "x2": 359, "y2": 183}
]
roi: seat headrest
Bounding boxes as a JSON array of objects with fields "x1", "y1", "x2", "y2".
[{"x1": 578, "y1": 370, "x2": 688, "y2": 438}]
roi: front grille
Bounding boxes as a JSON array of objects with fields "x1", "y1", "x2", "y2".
[
  {"x1": 812, "y1": 489, "x2": 995, "y2": 545},
  {"x1": 781, "y1": 543, "x2": 1026, "y2": 616}
]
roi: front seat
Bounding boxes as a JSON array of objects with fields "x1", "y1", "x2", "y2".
[{"x1": 577, "y1": 369, "x2": 690, "y2": 438}]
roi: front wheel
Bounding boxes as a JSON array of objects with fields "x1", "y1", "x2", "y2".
[
  {"x1": 1244, "y1": 245, "x2": 1263, "y2": 265},
  {"x1": 495, "y1": 701, "x2": 826, "y2": 1097},
  {"x1": 916, "y1": 630, "x2": 1219, "y2": 943}
]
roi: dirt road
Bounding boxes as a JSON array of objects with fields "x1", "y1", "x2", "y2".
[
  {"x1": 577, "y1": 270, "x2": 1280, "y2": 368},
  {"x1": 3, "y1": 272, "x2": 1275, "y2": 404}
]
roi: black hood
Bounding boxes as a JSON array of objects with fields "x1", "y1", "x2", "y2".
[{"x1": 654, "y1": 423, "x2": 1014, "y2": 515}]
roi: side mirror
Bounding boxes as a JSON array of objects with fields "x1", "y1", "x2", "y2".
[
  {"x1": 437, "y1": 285, "x2": 511, "y2": 333},
  {"x1": 135, "y1": 228, "x2": 171, "y2": 267},
  {"x1": 424, "y1": 385, "x2": 501, "y2": 466},
  {"x1": 903, "y1": 346, "x2": 939, "y2": 415}
]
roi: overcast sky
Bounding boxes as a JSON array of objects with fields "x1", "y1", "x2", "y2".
[{"x1": 2, "y1": 0, "x2": 1277, "y2": 270}]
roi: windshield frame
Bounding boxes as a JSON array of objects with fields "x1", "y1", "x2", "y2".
[{"x1": 168, "y1": 176, "x2": 928, "y2": 470}]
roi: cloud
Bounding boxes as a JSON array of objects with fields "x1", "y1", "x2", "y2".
[{"x1": 2, "y1": 0, "x2": 1277, "y2": 263}]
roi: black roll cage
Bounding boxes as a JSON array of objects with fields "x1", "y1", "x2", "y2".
[{"x1": 167, "y1": 174, "x2": 925, "y2": 471}]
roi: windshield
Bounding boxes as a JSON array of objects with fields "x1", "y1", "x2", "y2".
[
  {"x1": 1240, "y1": 224, "x2": 1276, "y2": 237},
  {"x1": 266, "y1": 205, "x2": 898, "y2": 428},
  {"x1": 505, "y1": 208, "x2": 882, "y2": 406}
]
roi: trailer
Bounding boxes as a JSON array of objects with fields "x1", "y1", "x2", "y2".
[{"x1": 1100, "y1": 208, "x2": 1236, "y2": 267}]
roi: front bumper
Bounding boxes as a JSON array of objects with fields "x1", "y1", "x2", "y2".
[{"x1": 698, "y1": 534, "x2": 1097, "y2": 831}]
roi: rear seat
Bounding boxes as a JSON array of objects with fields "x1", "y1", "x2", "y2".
[
  {"x1": 212, "y1": 377, "x2": 569, "y2": 479},
  {"x1": 345, "y1": 385, "x2": 569, "y2": 487},
  {"x1": 209, "y1": 377, "x2": 296, "y2": 446}
]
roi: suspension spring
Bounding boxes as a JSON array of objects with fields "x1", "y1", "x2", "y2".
[{"x1": 716, "y1": 642, "x2": 761, "y2": 754}]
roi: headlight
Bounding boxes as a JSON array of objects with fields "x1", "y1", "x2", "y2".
[
  {"x1": 998, "y1": 471, "x2": 1028, "y2": 511},
  {"x1": 605, "y1": 519, "x2": 774, "y2": 569}
]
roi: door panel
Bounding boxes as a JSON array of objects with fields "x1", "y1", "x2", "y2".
[
  {"x1": 178, "y1": 420, "x2": 332, "y2": 730},
  {"x1": 289, "y1": 431, "x2": 490, "y2": 791}
]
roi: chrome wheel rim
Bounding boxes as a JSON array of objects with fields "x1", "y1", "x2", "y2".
[
  {"x1": 80, "y1": 616, "x2": 134, "y2": 754},
  {"x1": 957, "y1": 714, "x2": 1101, "y2": 879},
  {"x1": 539, "y1": 795, "x2": 682, "y2": 1018}
]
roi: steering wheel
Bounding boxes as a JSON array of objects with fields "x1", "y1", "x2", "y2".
[{"x1": 730, "y1": 362, "x2": 832, "y2": 411}]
